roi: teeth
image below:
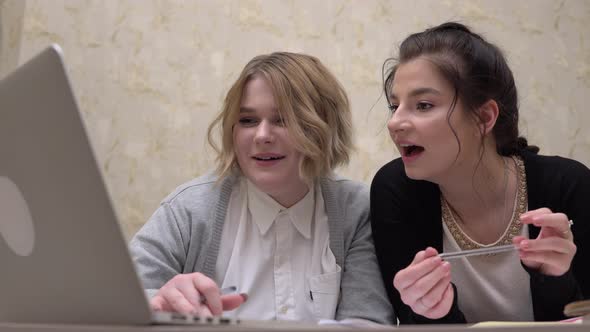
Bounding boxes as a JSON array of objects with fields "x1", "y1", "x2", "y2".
[
  {"x1": 256, "y1": 156, "x2": 281, "y2": 160},
  {"x1": 400, "y1": 144, "x2": 412, "y2": 147}
]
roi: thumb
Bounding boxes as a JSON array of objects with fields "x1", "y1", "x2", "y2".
[
  {"x1": 221, "y1": 293, "x2": 247, "y2": 311},
  {"x1": 424, "y1": 246, "x2": 439, "y2": 257}
]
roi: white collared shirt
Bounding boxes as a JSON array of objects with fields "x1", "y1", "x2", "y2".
[{"x1": 215, "y1": 178, "x2": 341, "y2": 322}]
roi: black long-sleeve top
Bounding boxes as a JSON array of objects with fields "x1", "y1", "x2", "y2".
[{"x1": 370, "y1": 151, "x2": 589, "y2": 324}]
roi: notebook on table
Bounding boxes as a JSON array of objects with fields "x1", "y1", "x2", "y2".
[
  {"x1": 565, "y1": 299, "x2": 590, "y2": 324},
  {"x1": 0, "y1": 44, "x2": 234, "y2": 326}
]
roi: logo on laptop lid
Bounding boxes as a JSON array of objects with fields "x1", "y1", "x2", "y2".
[{"x1": 0, "y1": 176, "x2": 36, "y2": 256}]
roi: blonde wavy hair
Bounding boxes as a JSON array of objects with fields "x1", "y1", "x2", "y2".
[{"x1": 207, "y1": 52, "x2": 353, "y2": 182}]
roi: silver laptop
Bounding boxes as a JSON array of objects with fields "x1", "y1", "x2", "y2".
[{"x1": 0, "y1": 45, "x2": 233, "y2": 326}]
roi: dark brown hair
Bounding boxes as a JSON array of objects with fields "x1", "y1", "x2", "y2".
[{"x1": 383, "y1": 22, "x2": 539, "y2": 156}]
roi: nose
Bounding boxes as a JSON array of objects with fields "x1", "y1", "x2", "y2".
[
  {"x1": 387, "y1": 106, "x2": 411, "y2": 137},
  {"x1": 254, "y1": 120, "x2": 274, "y2": 144}
]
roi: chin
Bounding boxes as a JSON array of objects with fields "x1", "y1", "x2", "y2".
[
  {"x1": 403, "y1": 167, "x2": 429, "y2": 181},
  {"x1": 248, "y1": 174, "x2": 284, "y2": 192}
]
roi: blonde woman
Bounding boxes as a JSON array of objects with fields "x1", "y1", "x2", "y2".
[{"x1": 130, "y1": 52, "x2": 393, "y2": 323}]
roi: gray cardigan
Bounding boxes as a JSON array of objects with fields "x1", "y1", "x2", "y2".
[{"x1": 129, "y1": 172, "x2": 394, "y2": 324}]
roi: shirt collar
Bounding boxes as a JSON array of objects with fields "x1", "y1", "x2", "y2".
[{"x1": 246, "y1": 180, "x2": 314, "y2": 239}]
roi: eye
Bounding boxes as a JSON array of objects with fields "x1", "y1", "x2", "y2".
[
  {"x1": 388, "y1": 104, "x2": 399, "y2": 113},
  {"x1": 273, "y1": 117, "x2": 286, "y2": 127},
  {"x1": 238, "y1": 117, "x2": 258, "y2": 127},
  {"x1": 416, "y1": 102, "x2": 433, "y2": 111}
]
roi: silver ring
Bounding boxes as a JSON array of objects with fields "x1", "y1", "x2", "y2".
[{"x1": 563, "y1": 220, "x2": 574, "y2": 235}]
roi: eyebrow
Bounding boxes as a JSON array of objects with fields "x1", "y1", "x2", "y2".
[
  {"x1": 389, "y1": 87, "x2": 442, "y2": 101},
  {"x1": 239, "y1": 107, "x2": 256, "y2": 114},
  {"x1": 239, "y1": 106, "x2": 280, "y2": 114}
]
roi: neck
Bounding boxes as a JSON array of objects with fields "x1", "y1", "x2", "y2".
[
  {"x1": 269, "y1": 180, "x2": 310, "y2": 208},
  {"x1": 438, "y1": 152, "x2": 514, "y2": 227}
]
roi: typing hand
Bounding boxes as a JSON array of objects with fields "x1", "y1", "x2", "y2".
[
  {"x1": 394, "y1": 247, "x2": 454, "y2": 319},
  {"x1": 514, "y1": 208, "x2": 577, "y2": 276},
  {"x1": 150, "y1": 272, "x2": 246, "y2": 317}
]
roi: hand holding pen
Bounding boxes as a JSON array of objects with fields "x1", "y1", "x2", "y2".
[
  {"x1": 150, "y1": 272, "x2": 247, "y2": 317},
  {"x1": 396, "y1": 208, "x2": 577, "y2": 319},
  {"x1": 396, "y1": 244, "x2": 522, "y2": 318},
  {"x1": 513, "y1": 208, "x2": 577, "y2": 277},
  {"x1": 393, "y1": 247, "x2": 454, "y2": 319}
]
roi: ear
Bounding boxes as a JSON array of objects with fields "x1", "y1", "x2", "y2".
[{"x1": 477, "y1": 99, "x2": 499, "y2": 135}]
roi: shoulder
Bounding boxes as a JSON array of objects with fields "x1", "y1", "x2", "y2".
[
  {"x1": 321, "y1": 174, "x2": 368, "y2": 196},
  {"x1": 371, "y1": 157, "x2": 436, "y2": 198},
  {"x1": 521, "y1": 152, "x2": 590, "y2": 215},
  {"x1": 320, "y1": 174, "x2": 369, "y2": 210},
  {"x1": 161, "y1": 172, "x2": 217, "y2": 203},
  {"x1": 522, "y1": 152, "x2": 590, "y2": 184},
  {"x1": 372, "y1": 157, "x2": 406, "y2": 186},
  {"x1": 369, "y1": 158, "x2": 439, "y2": 226},
  {"x1": 161, "y1": 171, "x2": 238, "y2": 208},
  {"x1": 370, "y1": 157, "x2": 419, "y2": 193},
  {"x1": 523, "y1": 151, "x2": 588, "y2": 172}
]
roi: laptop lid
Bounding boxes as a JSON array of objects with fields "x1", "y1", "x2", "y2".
[{"x1": 0, "y1": 45, "x2": 152, "y2": 324}]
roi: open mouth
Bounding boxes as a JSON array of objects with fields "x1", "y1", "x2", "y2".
[
  {"x1": 401, "y1": 145, "x2": 425, "y2": 157},
  {"x1": 253, "y1": 156, "x2": 285, "y2": 161}
]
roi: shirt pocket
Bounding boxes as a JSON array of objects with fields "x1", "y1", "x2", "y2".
[{"x1": 309, "y1": 266, "x2": 341, "y2": 320}]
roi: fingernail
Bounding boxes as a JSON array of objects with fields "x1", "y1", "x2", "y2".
[
  {"x1": 521, "y1": 240, "x2": 529, "y2": 249},
  {"x1": 433, "y1": 256, "x2": 442, "y2": 263},
  {"x1": 442, "y1": 262, "x2": 451, "y2": 270},
  {"x1": 240, "y1": 293, "x2": 249, "y2": 302}
]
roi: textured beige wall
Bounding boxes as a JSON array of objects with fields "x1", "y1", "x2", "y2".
[
  {"x1": 0, "y1": 0, "x2": 25, "y2": 78},
  {"x1": 2, "y1": 0, "x2": 589, "y2": 239}
]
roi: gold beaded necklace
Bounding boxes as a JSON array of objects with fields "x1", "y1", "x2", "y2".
[{"x1": 441, "y1": 156, "x2": 528, "y2": 250}]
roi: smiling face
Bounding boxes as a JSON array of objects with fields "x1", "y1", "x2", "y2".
[
  {"x1": 387, "y1": 57, "x2": 481, "y2": 183},
  {"x1": 233, "y1": 75, "x2": 308, "y2": 207}
]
